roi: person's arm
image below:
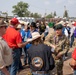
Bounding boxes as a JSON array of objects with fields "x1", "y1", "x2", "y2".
[
  {"x1": 0, "y1": 45, "x2": 10, "y2": 75},
  {"x1": 70, "y1": 49, "x2": 76, "y2": 69},
  {"x1": 16, "y1": 32, "x2": 31, "y2": 48},
  {"x1": 1, "y1": 67, "x2": 10, "y2": 75},
  {"x1": 17, "y1": 41, "x2": 29, "y2": 48},
  {"x1": 56, "y1": 37, "x2": 70, "y2": 58},
  {"x1": 44, "y1": 33, "x2": 55, "y2": 48}
]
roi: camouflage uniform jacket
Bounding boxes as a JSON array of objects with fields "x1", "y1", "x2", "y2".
[{"x1": 44, "y1": 33, "x2": 70, "y2": 56}]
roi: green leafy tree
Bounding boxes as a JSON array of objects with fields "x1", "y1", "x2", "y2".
[
  {"x1": 25, "y1": 11, "x2": 31, "y2": 17},
  {"x1": 2, "y1": 12, "x2": 8, "y2": 21},
  {"x1": 2, "y1": 12, "x2": 8, "y2": 17},
  {"x1": 30, "y1": 13, "x2": 34, "y2": 17},
  {"x1": 63, "y1": 10, "x2": 68, "y2": 18},
  {"x1": 32, "y1": 13, "x2": 41, "y2": 18},
  {"x1": 12, "y1": 1, "x2": 29, "y2": 17},
  {"x1": 46, "y1": 13, "x2": 53, "y2": 18}
]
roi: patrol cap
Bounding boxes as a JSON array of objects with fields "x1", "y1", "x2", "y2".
[{"x1": 54, "y1": 24, "x2": 63, "y2": 30}]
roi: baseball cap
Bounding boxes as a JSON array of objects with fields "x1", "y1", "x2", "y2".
[
  {"x1": 11, "y1": 18, "x2": 20, "y2": 25},
  {"x1": 73, "y1": 22, "x2": 76, "y2": 26},
  {"x1": 30, "y1": 22, "x2": 37, "y2": 28}
]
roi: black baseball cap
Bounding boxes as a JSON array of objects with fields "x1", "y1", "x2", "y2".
[{"x1": 30, "y1": 22, "x2": 37, "y2": 28}]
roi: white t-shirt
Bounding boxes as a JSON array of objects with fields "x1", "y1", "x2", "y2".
[{"x1": 45, "y1": 26, "x2": 49, "y2": 33}]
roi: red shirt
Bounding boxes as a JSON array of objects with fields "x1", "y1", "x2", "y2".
[
  {"x1": 72, "y1": 48, "x2": 76, "y2": 60},
  {"x1": 3, "y1": 26, "x2": 22, "y2": 48},
  {"x1": 72, "y1": 48, "x2": 76, "y2": 69}
]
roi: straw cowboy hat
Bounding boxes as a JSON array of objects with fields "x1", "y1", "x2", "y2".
[
  {"x1": 19, "y1": 20, "x2": 29, "y2": 25},
  {"x1": 16, "y1": 24, "x2": 22, "y2": 29},
  {"x1": 27, "y1": 32, "x2": 41, "y2": 42}
]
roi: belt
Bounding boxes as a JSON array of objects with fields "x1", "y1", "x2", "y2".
[
  {"x1": 12, "y1": 47, "x2": 19, "y2": 50},
  {"x1": 6, "y1": 65, "x2": 11, "y2": 69},
  {"x1": 32, "y1": 71, "x2": 48, "y2": 74}
]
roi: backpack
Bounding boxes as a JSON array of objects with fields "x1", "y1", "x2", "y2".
[{"x1": 74, "y1": 28, "x2": 76, "y2": 38}]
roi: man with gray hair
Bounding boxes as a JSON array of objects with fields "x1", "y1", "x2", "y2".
[{"x1": 0, "y1": 19, "x2": 13, "y2": 75}]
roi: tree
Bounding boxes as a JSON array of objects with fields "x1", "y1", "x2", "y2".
[
  {"x1": 34, "y1": 13, "x2": 41, "y2": 18},
  {"x1": 30, "y1": 13, "x2": 41, "y2": 18},
  {"x1": 30, "y1": 13, "x2": 34, "y2": 17},
  {"x1": 63, "y1": 10, "x2": 69, "y2": 18},
  {"x1": 54, "y1": 11, "x2": 57, "y2": 17},
  {"x1": 46, "y1": 13, "x2": 54, "y2": 18},
  {"x1": 2, "y1": 12, "x2": 8, "y2": 21},
  {"x1": 25, "y1": 11, "x2": 31, "y2": 17},
  {"x1": 12, "y1": 1, "x2": 29, "y2": 17},
  {"x1": 2, "y1": 12, "x2": 8, "y2": 17}
]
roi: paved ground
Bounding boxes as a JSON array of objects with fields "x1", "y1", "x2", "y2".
[{"x1": 17, "y1": 47, "x2": 74, "y2": 75}]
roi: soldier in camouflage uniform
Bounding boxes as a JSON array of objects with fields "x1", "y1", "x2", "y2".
[{"x1": 44, "y1": 24, "x2": 70, "y2": 75}]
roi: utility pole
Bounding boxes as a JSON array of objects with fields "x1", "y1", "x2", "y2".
[
  {"x1": 64, "y1": 6, "x2": 66, "y2": 11},
  {"x1": 44, "y1": 9, "x2": 47, "y2": 18},
  {"x1": 0, "y1": 11, "x2": 2, "y2": 16}
]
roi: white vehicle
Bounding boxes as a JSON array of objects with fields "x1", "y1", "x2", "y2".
[{"x1": 16, "y1": 17, "x2": 35, "y2": 23}]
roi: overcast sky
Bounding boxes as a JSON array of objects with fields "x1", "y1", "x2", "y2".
[{"x1": 0, "y1": 0, "x2": 76, "y2": 17}]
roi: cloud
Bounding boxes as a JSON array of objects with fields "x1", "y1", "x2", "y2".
[
  {"x1": 44, "y1": 0, "x2": 50, "y2": 5},
  {"x1": 56, "y1": 0, "x2": 65, "y2": 4},
  {"x1": 67, "y1": 0, "x2": 76, "y2": 5},
  {"x1": 56, "y1": 0, "x2": 76, "y2": 6}
]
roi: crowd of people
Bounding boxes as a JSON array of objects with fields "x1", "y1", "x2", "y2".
[{"x1": 0, "y1": 17, "x2": 76, "y2": 75}]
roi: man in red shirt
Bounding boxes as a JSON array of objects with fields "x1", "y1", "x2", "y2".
[
  {"x1": 70, "y1": 48, "x2": 76, "y2": 75},
  {"x1": 3, "y1": 18, "x2": 30, "y2": 75}
]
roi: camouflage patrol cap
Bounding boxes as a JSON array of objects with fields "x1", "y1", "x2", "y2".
[{"x1": 54, "y1": 24, "x2": 63, "y2": 30}]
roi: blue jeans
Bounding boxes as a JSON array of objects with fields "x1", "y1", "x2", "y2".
[
  {"x1": 44, "y1": 32, "x2": 48, "y2": 37},
  {"x1": 24, "y1": 47, "x2": 30, "y2": 65},
  {"x1": 19, "y1": 48, "x2": 23, "y2": 70},
  {"x1": 0, "y1": 71, "x2": 5, "y2": 75},
  {"x1": 73, "y1": 70, "x2": 76, "y2": 75},
  {"x1": 70, "y1": 34, "x2": 74, "y2": 47},
  {"x1": 10, "y1": 48, "x2": 20, "y2": 75}
]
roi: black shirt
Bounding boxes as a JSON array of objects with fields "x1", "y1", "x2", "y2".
[{"x1": 28, "y1": 44, "x2": 55, "y2": 71}]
